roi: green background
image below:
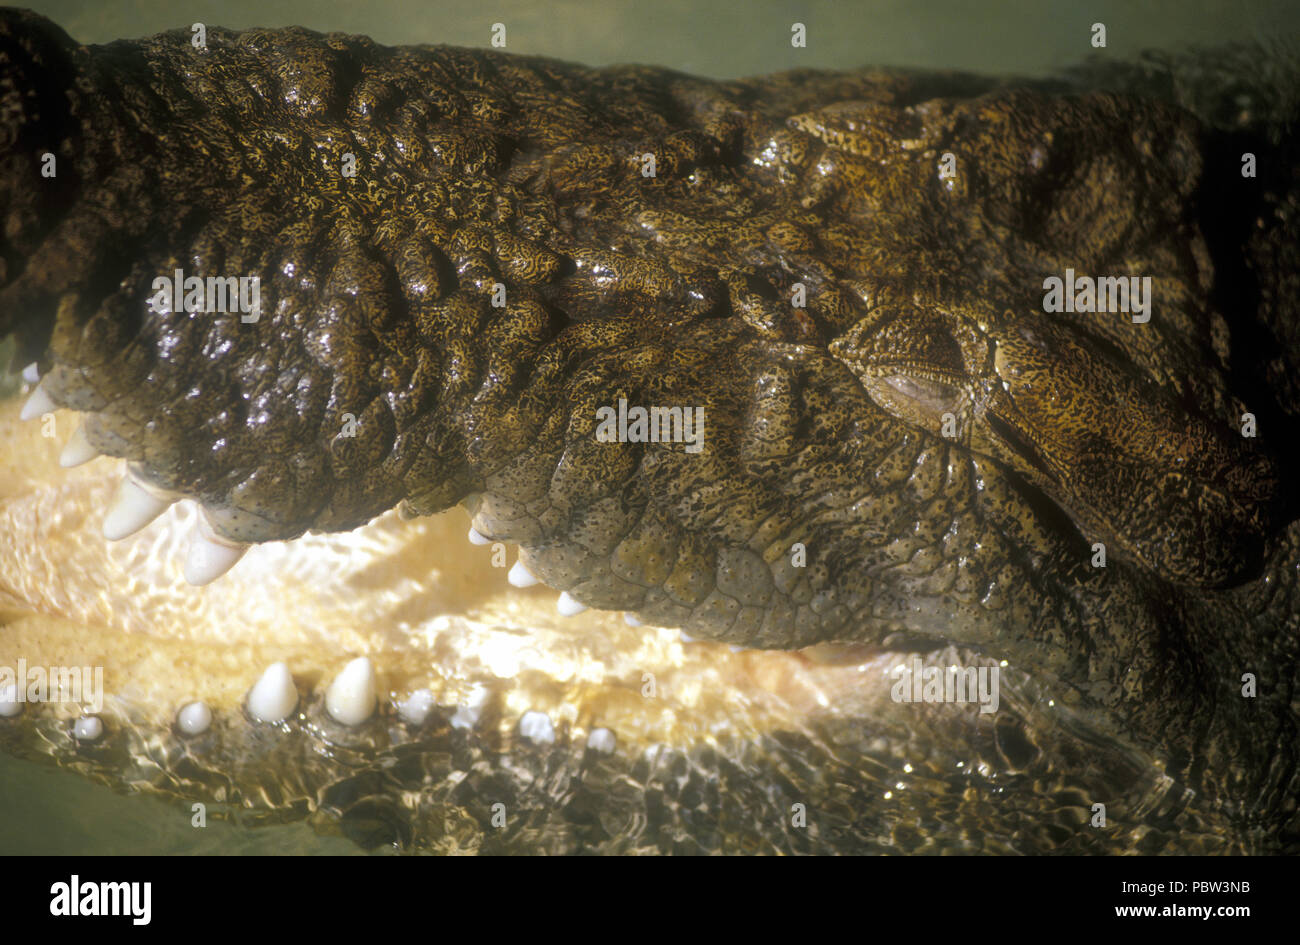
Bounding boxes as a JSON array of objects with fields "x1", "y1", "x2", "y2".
[{"x1": 23, "y1": 0, "x2": 1300, "y2": 78}]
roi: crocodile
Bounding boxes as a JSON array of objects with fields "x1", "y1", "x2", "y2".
[{"x1": 0, "y1": 8, "x2": 1297, "y2": 853}]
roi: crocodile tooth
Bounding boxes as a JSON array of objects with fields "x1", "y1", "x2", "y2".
[
  {"x1": 102, "y1": 473, "x2": 175, "y2": 540},
  {"x1": 507, "y1": 559, "x2": 541, "y2": 588},
  {"x1": 467, "y1": 527, "x2": 490, "y2": 545},
  {"x1": 396, "y1": 688, "x2": 435, "y2": 725},
  {"x1": 518, "y1": 710, "x2": 555, "y2": 744},
  {"x1": 623, "y1": 613, "x2": 643, "y2": 627},
  {"x1": 0, "y1": 683, "x2": 21, "y2": 717},
  {"x1": 176, "y1": 701, "x2": 212, "y2": 735},
  {"x1": 450, "y1": 684, "x2": 490, "y2": 730},
  {"x1": 246, "y1": 662, "x2": 297, "y2": 723},
  {"x1": 556, "y1": 591, "x2": 587, "y2": 616},
  {"x1": 19, "y1": 381, "x2": 56, "y2": 421},
  {"x1": 21, "y1": 362, "x2": 40, "y2": 384},
  {"x1": 73, "y1": 715, "x2": 103, "y2": 741},
  {"x1": 325, "y1": 656, "x2": 377, "y2": 726},
  {"x1": 183, "y1": 516, "x2": 250, "y2": 585},
  {"x1": 586, "y1": 728, "x2": 616, "y2": 754},
  {"x1": 58, "y1": 423, "x2": 100, "y2": 467}
]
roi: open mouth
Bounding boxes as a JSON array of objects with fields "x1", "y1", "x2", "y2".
[
  {"x1": 0, "y1": 380, "x2": 1231, "y2": 853},
  {"x1": 0, "y1": 10, "x2": 1295, "y2": 857}
]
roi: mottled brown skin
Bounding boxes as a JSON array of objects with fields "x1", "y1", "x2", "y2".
[{"x1": 1, "y1": 9, "x2": 1298, "y2": 850}]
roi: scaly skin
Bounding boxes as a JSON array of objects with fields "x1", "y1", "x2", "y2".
[{"x1": 0, "y1": 10, "x2": 1297, "y2": 852}]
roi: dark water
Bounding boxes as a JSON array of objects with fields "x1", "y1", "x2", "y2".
[{"x1": 2, "y1": 0, "x2": 1297, "y2": 855}]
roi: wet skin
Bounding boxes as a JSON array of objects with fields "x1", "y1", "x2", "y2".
[{"x1": 0, "y1": 10, "x2": 1298, "y2": 852}]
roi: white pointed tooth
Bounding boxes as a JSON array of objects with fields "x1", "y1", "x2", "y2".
[
  {"x1": 325, "y1": 656, "x2": 378, "y2": 726},
  {"x1": 586, "y1": 727, "x2": 616, "y2": 754},
  {"x1": 58, "y1": 423, "x2": 100, "y2": 467},
  {"x1": 450, "y1": 684, "x2": 490, "y2": 730},
  {"x1": 246, "y1": 662, "x2": 297, "y2": 724},
  {"x1": 21, "y1": 362, "x2": 40, "y2": 384},
  {"x1": 102, "y1": 475, "x2": 174, "y2": 540},
  {"x1": 183, "y1": 520, "x2": 249, "y2": 585},
  {"x1": 73, "y1": 715, "x2": 103, "y2": 741},
  {"x1": 467, "y1": 527, "x2": 490, "y2": 545},
  {"x1": 176, "y1": 701, "x2": 212, "y2": 736},
  {"x1": 518, "y1": 710, "x2": 555, "y2": 745},
  {"x1": 19, "y1": 381, "x2": 56, "y2": 421},
  {"x1": 449, "y1": 705, "x2": 477, "y2": 730},
  {"x1": 396, "y1": 688, "x2": 435, "y2": 726},
  {"x1": 623, "y1": 613, "x2": 643, "y2": 627},
  {"x1": 556, "y1": 592, "x2": 587, "y2": 616},
  {"x1": 507, "y1": 559, "x2": 541, "y2": 588},
  {"x1": 680, "y1": 631, "x2": 698, "y2": 643},
  {"x1": 0, "y1": 683, "x2": 21, "y2": 718}
]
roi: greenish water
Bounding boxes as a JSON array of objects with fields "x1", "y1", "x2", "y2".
[
  {"x1": 3, "y1": 0, "x2": 1298, "y2": 855},
  {"x1": 0, "y1": 759, "x2": 363, "y2": 854},
  {"x1": 23, "y1": 0, "x2": 1300, "y2": 77}
]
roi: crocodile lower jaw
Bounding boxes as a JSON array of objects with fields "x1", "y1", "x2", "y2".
[{"x1": 0, "y1": 390, "x2": 1225, "y2": 854}]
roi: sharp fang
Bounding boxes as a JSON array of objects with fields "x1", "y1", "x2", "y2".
[
  {"x1": 467, "y1": 527, "x2": 490, "y2": 545},
  {"x1": 623, "y1": 613, "x2": 643, "y2": 627},
  {"x1": 586, "y1": 727, "x2": 617, "y2": 754},
  {"x1": 73, "y1": 715, "x2": 104, "y2": 741},
  {"x1": 21, "y1": 362, "x2": 40, "y2": 384},
  {"x1": 507, "y1": 559, "x2": 541, "y2": 588},
  {"x1": 325, "y1": 656, "x2": 378, "y2": 726},
  {"x1": 19, "y1": 381, "x2": 56, "y2": 421},
  {"x1": 102, "y1": 474, "x2": 174, "y2": 540},
  {"x1": 58, "y1": 423, "x2": 100, "y2": 467},
  {"x1": 0, "y1": 683, "x2": 21, "y2": 717},
  {"x1": 396, "y1": 688, "x2": 435, "y2": 725},
  {"x1": 518, "y1": 710, "x2": 556, "y2": 744},
  {"x1": 246, "y1": 662, "x2": 297, "y2": 723},
  {"x1": 183, "y1": 518, "x2": 250, "y2": 585},
  {"x1": 176, "y1": 701, "x2": 212, "y2": 735},
  {"x1": 450, "y1": 684, "x2": 490, "y2": 730},
  {"x1": 556, "y1": 591, "x2": 587, "y2": 616}
]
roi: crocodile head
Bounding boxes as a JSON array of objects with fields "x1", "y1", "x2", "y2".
[{"x1": 1, "y1": 9, "x2": 1297, "y2": 853}]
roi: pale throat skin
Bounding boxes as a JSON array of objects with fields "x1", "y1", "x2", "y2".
[{"x1": 0, "y1": 9, "x2": 1298, "y2": 853}]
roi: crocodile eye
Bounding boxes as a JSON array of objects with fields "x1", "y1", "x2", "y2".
[{"x1": 883, "y1": 374, "x2": 961, "y2": 411}]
